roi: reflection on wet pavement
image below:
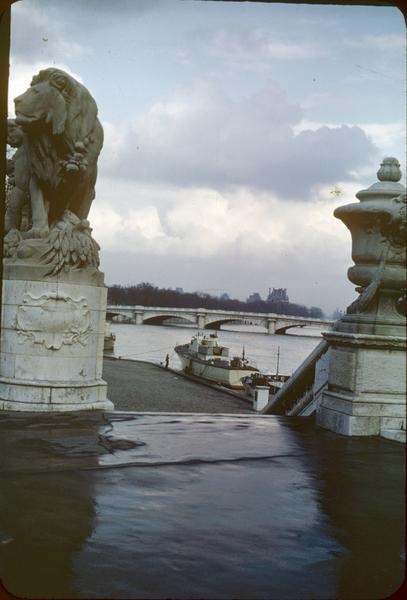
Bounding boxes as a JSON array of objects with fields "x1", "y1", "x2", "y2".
[{"x1": 0, "y1": 412, "x2": 404, "y2": 598}]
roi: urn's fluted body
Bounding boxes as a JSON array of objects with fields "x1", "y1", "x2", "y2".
[{"x1": 334, "y1": 157, "x2": 405, "y2": 295}]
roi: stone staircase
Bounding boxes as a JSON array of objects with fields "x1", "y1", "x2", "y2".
[
  {"x1": 381, "y1": 429, "x2": 406, "y2": 444},
  {"x1": 264, "y1": 340, "x2": 406, "y2": 444},
  {"x1": 263, "y1": 340, "x2": 329, "y2": 416}
]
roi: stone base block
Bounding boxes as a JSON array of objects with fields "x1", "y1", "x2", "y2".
[
  {"x1": 316, "y1": 329, "x2": 406, "y2": 440},
  {"x1": 0, "y1": 274, "x2": 114, "y2": 412},
  {"x1": 316, "y1": 399, "x2": 381, "y2": 436},
  {"x1": 317, "y1": 378, "x2": 406, "y2": 438},
  {"x1": 0, "y1": 377, "x2": 113, "y2": 412}
]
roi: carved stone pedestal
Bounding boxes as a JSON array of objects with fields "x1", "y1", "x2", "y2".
[
  {"x1": 316, "y1": 329, "x2": 406, "y2": 437},
  {"x1": 0, "y1": 266, "x2": 113, "y2": 411}
]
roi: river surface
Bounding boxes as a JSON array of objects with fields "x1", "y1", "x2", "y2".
[{"x1": 109, "y1": 322, "x2": 326, "y2": 375}]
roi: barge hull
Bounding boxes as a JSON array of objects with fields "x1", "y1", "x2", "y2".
[{"x1": 176, "y1": 350, "x2": 256, "y2": 389}]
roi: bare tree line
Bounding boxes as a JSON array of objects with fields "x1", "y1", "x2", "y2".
[{"x1": 108, "y1": 283, "x2": 325, "y2": 318}]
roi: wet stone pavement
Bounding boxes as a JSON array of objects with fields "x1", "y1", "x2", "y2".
[
  {"x1": 102, "y1": 358, "x2": 252, "y2": 413},
  {"x1": 0, "y1": 411, "x2": 404, "y2": 599}
]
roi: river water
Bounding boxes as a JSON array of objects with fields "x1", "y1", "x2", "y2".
[{"x1": 109, "y1": 322, "x2": 326, "y2": 375}]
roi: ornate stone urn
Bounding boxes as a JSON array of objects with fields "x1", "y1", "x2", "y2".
[
  {"x1": 336, "y1": 157, "x2": 406, "y2": 332},
  {"x1": 316, "y1": 158, "x2": 406, "y2": 441}
]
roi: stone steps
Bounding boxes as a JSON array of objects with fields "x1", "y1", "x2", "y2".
[{"x1": 380, "y1": 429, "x2": 406, "y2": 444}]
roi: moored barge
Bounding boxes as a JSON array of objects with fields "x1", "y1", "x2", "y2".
[{"x1": 175, "y1": 333, "x2": 258, "y2": 389}]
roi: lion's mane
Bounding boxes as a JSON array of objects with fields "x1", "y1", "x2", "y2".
[{"x1": 17, "y1": 68, "x2": 103, "y2": 224}]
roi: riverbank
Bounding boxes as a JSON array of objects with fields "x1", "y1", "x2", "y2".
[{"x1": 103, "y1": 357, "x2": 253, "y2": 413}]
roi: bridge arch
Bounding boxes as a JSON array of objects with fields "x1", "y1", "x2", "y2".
[
  {"x1": 143, "y1": 314, "x2": 196, "y2": 326},
  {"x1": 106, "y1": 310, "x2": 133, "y2": 322},
  {"x1": 205, "y1": 318, "x2": 241, "y2": 330},
  {"x1": 204, "y1": 318, "x2": 267, "y2": 331},
  {"x1": 275, "y1": 323, "x2": 307, "y2": 334}
]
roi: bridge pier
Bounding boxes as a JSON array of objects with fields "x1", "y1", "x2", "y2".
[
  {"x1": 134, "y1": 310, "x2": 144, "y2": 325},
  {"x1": 266, "y1": 319, "x2": 276, "y2": 335},
  {"x1": 197, "y1": 313, "x2": 206, "y2": 330}
]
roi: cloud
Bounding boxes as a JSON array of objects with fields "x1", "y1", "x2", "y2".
[
  {"x1": 8, "y1": 1, "x2": 92, "y2": 117},
  {"x1": 38, "y1": 0, "x2": 161, "y2": 16},
  {"x1": 9, "y1": 0, "x2": 396, "y2": 315},
  {"x1": 345, "y1": 33, "x2": 406, "y2": 51},
  {"x1": 90, "y1": 175, "x2": 357, "y2": 313},
  {"x1": 360, "y1": 122, "x2": 406, "y2": 157},
  {"x1": 208, "y1": 27, "x2": 322, "y2": 65},
  {"x1": 100, "y1": 121, "x2": 126, "y2": 171},
  {"x1": 96, "y1": 194, "x2": 356, "y2": 314},
  {"x1": 294, "y1": 119, "x2": 405, "y2": 181},
  {"x1": 91, "y1": 178, "x2": 321, "y2": 258},
  {"x1": 101, "y1": 79, "x2": 377, "y2": 199},
  {"x1": 11, "y1": 0, "x2": 92, "y2": 64}
]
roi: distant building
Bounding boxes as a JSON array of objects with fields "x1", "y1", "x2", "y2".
[
  {"x1": 267, "y1": 288, "x2": 289, "y2": 303},
  {"x1": 175, "y1": 287, "x2": 184, "y2": 294},
  {"x1": 220, "y1": 292, "x2": 230, "y2": 301},
  {"x1": 247, "y1": 292, "x2": 262, "y2": 303}
]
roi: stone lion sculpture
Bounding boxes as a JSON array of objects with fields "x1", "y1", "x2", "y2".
[
  {"x1": 4, "y1": 68, "x2": 103, "y2": 276},
  {"x1": 12, "y1": 67, "x2": 103, "y2": 238}
]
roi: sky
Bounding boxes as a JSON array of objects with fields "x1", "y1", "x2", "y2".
[{"x1": 8, "y1": 0, "x2": 406, "y2": 315}]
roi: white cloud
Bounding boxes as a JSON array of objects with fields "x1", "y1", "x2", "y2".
[
  {"x1": 89, "y1": 79, "x2": 380, "y2": 314},
  {"x1": 101, "y1": 80, "x2": 377, "y2": 198},
  {"x1": 345, "y1": 33, "x2": 406, "y2": 51},
  {"x1": 90, "y1": 174, "x2": 358, "y2": 313},
  {"x1": 128, "y1": 206, "x2": 166, "y2": 240},
  {"x1": 11, "y1": 0, "x2": 91, "y2": 63},
  {"x1": 361, "y1": 122, "x2": 405, "y2": 156},
  {"x1": 95, "y1": 193, "x2": 356, "y2": 313},
  {"x1": 99, "y1": 121, "x2": 126, "y2": 171},
  {"x1": 9, "y1": 0, "x2": 402, "y2": 315},
  {"x1": 208, "y1": 27, "x2": 322, "y2": 67},
  {"x1": 294, "y1": 119, "x2": 405, "y2": 181},
  {"x1": 91, "y1": 178, "x2": 324, "y2": 257}
]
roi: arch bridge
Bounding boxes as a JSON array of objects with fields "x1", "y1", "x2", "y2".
[{"x1": 106, "y1": 305, "x2": 334, "y2": 335}]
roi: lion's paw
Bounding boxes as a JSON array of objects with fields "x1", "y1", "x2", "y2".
[{"x1": 23, "y1": 227, "x2": 50, "y2": 240}]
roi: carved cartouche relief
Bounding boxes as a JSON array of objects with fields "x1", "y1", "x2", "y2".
[{"x1": 16, "y1": 292, "x2": 91, "y2": 350}]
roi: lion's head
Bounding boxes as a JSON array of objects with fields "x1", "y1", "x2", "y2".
[
  {"x1": 15, "y1": 79, "x2": 67, "y2": 135},
  {"x1": 14, "y1": 68, "x2": 101, "y2": 142},
  {"x1": 13, "y1": 68, "x2": 103, "y2": 221}
]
